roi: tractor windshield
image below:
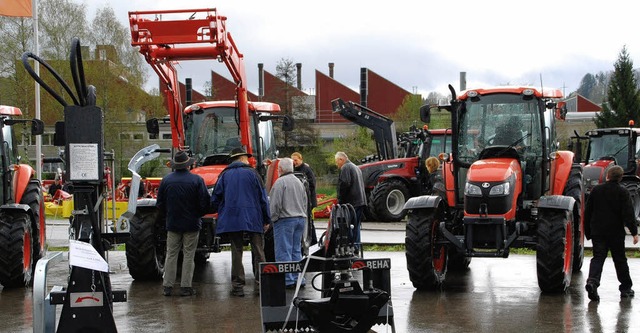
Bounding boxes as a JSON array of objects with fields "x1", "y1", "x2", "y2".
[
  {"x1": 587, "y1": 134, "x2": 628, "y2": 165},
  {"x1": 458, "y1": 93, "x2": 542, "y2": 164},
  {"x1": 184, "y1": 107, "x2": 257, "y2": 159}
]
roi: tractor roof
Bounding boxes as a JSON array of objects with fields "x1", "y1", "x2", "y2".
[
  {"x1": 185, "y1": 100, "x2": 281, "y2": 114},
  {"x1": 458, "y1": 86, "x2": 563, "y2": 100},
  {"x1": 586, "y1": 127, "x2": 640, "y2": 136},
  {"x1": 0, "y1": 105, "x2": 22, "y2": 116}
]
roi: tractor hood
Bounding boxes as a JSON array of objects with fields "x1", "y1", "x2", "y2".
[
  {"x1": 467, "y1": 158, "x2": 521, "y2": 183},
  {"x1": 191, "y1": 165, "x2": 227, "y2": 187},
  {"x1": 583, "y1": 159, "x2": 614, "y2": 192}
]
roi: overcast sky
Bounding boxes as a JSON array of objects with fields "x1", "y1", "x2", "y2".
[{"x1": 83, "y1": 0, "x2": 638, "y2": 98}]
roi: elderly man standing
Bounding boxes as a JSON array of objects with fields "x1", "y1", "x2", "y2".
[
  {"x1": 334, "y1": 151, "x2": 367, "y2": 253},
  {"x1": 157, "y1": 151, "x2": 210, "y2": 297},
  {"x1": 269, "y1": 157, "x2": 308, "y2": 288},
  {"x1": 211, "y1": 147, "x2": 271, "y2": 297}
]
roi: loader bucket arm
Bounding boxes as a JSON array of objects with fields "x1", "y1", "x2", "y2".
[{"x1": 129, "y1": 8, "x2": 252, "y2": 155}]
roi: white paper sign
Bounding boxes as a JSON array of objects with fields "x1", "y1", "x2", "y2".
[
  {"x1": 69, "y1": 239, "x2": 109, "y2": 272},
  {"x1": 69, "y1": 143, "x2": 99, "y2": 180}
]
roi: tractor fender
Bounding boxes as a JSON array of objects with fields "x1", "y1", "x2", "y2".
[
  {"x1": 0, "y1": 203, "x2": 35, "y2": 222},
  {"x1": 622, "y1": 174, "x2": 640, "y2": 183},
  {"x1": 537, "y1": 195, "x2": 576, "y2": 212},
  {"x1": 550, "y1": 151, "x2": 575, "y2": 195},
  {"x1": 403, "y1": 195, "x2": 443, "y2": 211},
  {"x1": 12, "y1": 164, "x2": 35, "y2": 203},
  {"x1": 376, "y1": 174, "x2": 413, "y2": 193}
]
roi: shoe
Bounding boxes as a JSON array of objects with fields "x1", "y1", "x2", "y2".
[
  {"x1": 180, "y1": 287, "x2": 196, "y2": 296},
  {"x1": 586, "y1": 283, "x2": 600, "y2": 302},
  {"x1": 231, "y1": 288, "x2": 245, "y2": 297},
  {"x1": 163, "y1": 286, "x2": 172, "y2": 296},
  {"x1": 621, "y1": 289, "x2": 635, "y2": 298}
]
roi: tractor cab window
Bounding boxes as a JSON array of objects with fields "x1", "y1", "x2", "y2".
[
  {"x1": 587, "y1": 134, "x2": 628, "y2": 166},
  {"x1": 458, "y1": 94, "x2": 542, "y2": 163},
  {"x1": 185, "y1": 107, "x2": 258, "y2": 162},
  {"x1": 257, "y1": 116, "x2": 277, "y2": 161}
]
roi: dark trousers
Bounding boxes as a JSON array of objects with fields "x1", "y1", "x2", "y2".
[
  {"x1": 587, "y1": 235, "x2": 633, "y2": 291},
  {"x1": 228, "y1": 231, "x2": 265, "y2": 290}
]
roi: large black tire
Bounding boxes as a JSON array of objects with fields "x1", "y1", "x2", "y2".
[
  {"x1": 370, "y1": 180, "x2": 409, "y2": 222},
  {"x1": 621, "y1": 179, "x2": 640, "y2": 226},
  {"x1": 126, "y1": 209, "x2": 165, "y2": 280},
  {"x1": 0, "y1": 211, "x2": 34, "y2": 287},
  {"x1": 536, "y1": 208, "x2": 573, "y2": 293},
  {"x1": 405, "y1": 207, "x2": 448, "y2": 290},
  {"x1": 564, "y1": 165, "x2": 584, "y2": 272},
  {"x1": 21, "y1": 180, "x2": 45, "y2": 270}
]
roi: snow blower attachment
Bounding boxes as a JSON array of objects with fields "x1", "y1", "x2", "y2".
[{"x1": 260, "y1": 204, "x2": 395, "y2": 333}]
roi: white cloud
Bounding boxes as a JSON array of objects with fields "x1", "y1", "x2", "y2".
[{"x1": 82, "y1": 0, "x2": 639, "y2": 99}]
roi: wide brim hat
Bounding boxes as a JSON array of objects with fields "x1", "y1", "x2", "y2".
[
  {"x1": 229, "y1": 147, "x2": 252, "y2": 159},
  {"x1": 170, "y1": 151, "x2": 195, "y2": 169}
]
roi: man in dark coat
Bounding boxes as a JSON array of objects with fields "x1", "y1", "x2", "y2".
[
  {"x1": 211, "y1": 147, "x2": 271, "y2": 297},
  {"x1": 291, "y1": 152, "x2": 318, "y2": 245},
  {"x1": 335, "y1": 151, "x2": 367, "y2": 253},
  {"x1": 157, "y1": 151, "x2": 210, "y2": 297},
  {"x1": 585, "y1": 165, "x2": 639, "y2": 301}
]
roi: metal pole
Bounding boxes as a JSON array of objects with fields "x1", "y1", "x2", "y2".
[
  {"x1": 34, "y1": 0, "x2": 42, "y2": 180},
  {"x1": 32, "y1": 251, "x2": 64, "y2": 333}
]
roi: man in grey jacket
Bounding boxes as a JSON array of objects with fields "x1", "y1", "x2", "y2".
[
  {"x1": 269, "y1": 157, "x2": 308, "y2": 288},
  {"x1": 335, "y1": 151, "x2": 367, "y2": 253}
]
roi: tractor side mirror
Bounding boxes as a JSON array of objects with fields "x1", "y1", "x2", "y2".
[
  {"x1": 554, "y1": 101, "x2": 568, "y2": 120},
  {"x1": 146, "y1": 118, "x2": 160, "y2": 137},
  {"x1": 282, "y1": 115, "x2": 294, "y2": 132},
  {"x1": 31, "y1": 119, "x2": 44, "y2": 135},
  {"x1": 419, "y1": 105, "x2": 431, "y2": 124},
  {"x1": 53, "y1": 121, "x2": 65, "y2": 146}
]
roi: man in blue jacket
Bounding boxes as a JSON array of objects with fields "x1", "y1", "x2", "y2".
[
  {"x1": 211, "y1": 147, "x2": 271, "y2": 297},
  {"x1": 157, "y1": 151, "x2": 210, "y2": 297}
]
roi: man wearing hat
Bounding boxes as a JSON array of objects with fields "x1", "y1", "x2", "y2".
[
  {"x1": 211, "y1": 147, "x2": 271, "y2": 297},
  {"x1": 157, "y1": 150, "x2": 210, "y2": 297}
]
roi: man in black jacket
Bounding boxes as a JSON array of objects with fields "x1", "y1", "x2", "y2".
[
  {"x1": 585, "y1": 165, "x2": 639, "y2": 301},
  {"x1": 157, "y1": 151, "x2": 211, "y2": 297},
  {"x1": 335, "y1": 151, "x2": 367, "y2": 253}
]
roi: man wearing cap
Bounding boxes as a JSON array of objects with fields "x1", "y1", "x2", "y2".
[
  {"x1": 157, "y1": 150, "x2": 210, "y2": 297},
  {"x1": 211, "y1": 147, "x2": 271, "y2": 297}
]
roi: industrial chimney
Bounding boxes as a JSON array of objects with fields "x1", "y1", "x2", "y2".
[
  {"x1": 258, "y1": 63, "x2": 264, "y2": 98},
  {"x1": 185, "y1": 78, "x2": 192, "y2": 106},
  {"x1": 460, "y1": 72, "x2": 467, "y2": 91},
  {"x1": 329, "y1": 63, "x2": 334, "y2": 79},
  {"x1": 296, "y1": 63, "x2": 302, "y2": 90},
  {"x1": 360, "y1": 68, "x2": 368, "y2": 107}
]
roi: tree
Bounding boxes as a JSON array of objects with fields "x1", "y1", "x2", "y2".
[
  {"x1": 331, "y1": 127, "x2": 377, "y2": 165},
  {"x1": 391, "y1": 94, "x2": 424, "y2": 131},
  {"x1": 38, "y1": 0, "x2": 88, "y2": 59},
  {"x1": 272, "y1": 57, "x2": 319, "y2": 154},
  {"x1": 577, "y1": 73, "x2": 596, "y2": 98},
  {"x1": 0, "y1": 16, "x2": 34, "y2": 116},
  {"x1": 595, "y1": 46, "x2": 640, "y2": 128}
]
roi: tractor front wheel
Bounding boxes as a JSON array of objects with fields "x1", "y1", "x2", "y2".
[
  {"x1": 621, "y1": 179, "x2": 640, "y2": 227},
  {"x1": 536, "y1": 208, "x2": 573, "y2": 293},
  {"x1": 126, "y1": 209, "x2": 166, "y2": 280},
  {"x1": 0, "y1": 211, "x2": 34, "y2": 287},
  {"x1": 405, "y1": 207, "x2": 448, "y2": 290},
  {"x1": 22, "y1": 180, "x2": 45, "y2": 270},
  {"x1": 370, "y1": 180, "x2": 409, "y2": 222}
]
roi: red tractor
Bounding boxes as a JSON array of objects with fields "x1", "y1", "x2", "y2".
[
  {"x1": 123, "y1": 8, "x2": 292, "y2": 280},
  {"x1": 570, "y1": 125, "x2": 640, "y2": 225},
  {"x1": 405, "y1": 85, "x2": 584, "y2": 293},
  {"x1": 0, "y1": 105, "x2": 45, "y2": 287},
  {"x1": 331, "y1": 98, "x2": 451, "y2": 222}
]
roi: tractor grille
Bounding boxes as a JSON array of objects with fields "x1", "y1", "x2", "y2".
[{"x1": 465, "y1": 195, "x2": 511, "y2": 215}]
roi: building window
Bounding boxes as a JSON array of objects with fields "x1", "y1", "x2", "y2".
[
  {"x1": 161, "y1": 133, "x2": 172, "y2": 140},
  {"x1": 133, "y1": 133, "x2": 143, "y2": 140},
  {"x1": 120, "y1": 133, "x2": 131, "y2": 140}
]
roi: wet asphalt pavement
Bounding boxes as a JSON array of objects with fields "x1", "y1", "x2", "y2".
[{"x1": 1, "y1": 221, "x2": 640, "y2": 332}]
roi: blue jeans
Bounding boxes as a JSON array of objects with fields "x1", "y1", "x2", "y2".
[{"x1": 274, "y1": 217, "x2": 305, "y2": 286}]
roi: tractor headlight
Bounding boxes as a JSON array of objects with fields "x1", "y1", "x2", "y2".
[
  {"x1": 465, "y1": 183, "x2": 483, "y2": 197},
  {"x1": 489, "y1": 182, "x2": 510, "y2": 196}
]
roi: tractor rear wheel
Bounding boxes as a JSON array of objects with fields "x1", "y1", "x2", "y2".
[
  {"x1": 536, "y1": 208, "x2": 573, "y2": 293},
  {"x1": 370, "y1": 180, "x2": 409, "y2": 222},
  {"x1": 405, "y1": 207, "x2": 448, "y2": 290},
  {"x1": 621, "y1": 179, "x2": 640, "y2": 226},
  {"x1": 0, "y1": 211, "x2": 34, "y2": 287},
  {"x1": 564, "y1": 165, "x2": 584, "y2": 272},
  {"x1": 126, "y1": 209, "x2": 165, "y2": 280},
  {"x1": 21, "y1": 180, "x2": 45, "y2": 270}
]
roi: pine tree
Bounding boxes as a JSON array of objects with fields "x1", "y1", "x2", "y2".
[{"x1": 595, "y1": 46, "x2": 640, "y2": 127}]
